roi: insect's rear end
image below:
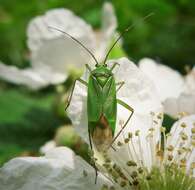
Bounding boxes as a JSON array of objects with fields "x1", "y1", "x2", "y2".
[{"x1": 87, "y1": 64, "x2": 117, "y2": 151}]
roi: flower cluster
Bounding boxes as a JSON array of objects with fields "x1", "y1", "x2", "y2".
[
  {"x1": 0, "y1": 58, "x2": 194, "y2": 190},
  {"x1": 67, "y1": 58, "x2": 195, "y2": 189}
]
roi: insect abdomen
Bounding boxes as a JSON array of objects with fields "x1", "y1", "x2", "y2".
[{"x1": 91, "y1": 114, "x2": 113, "y2": 151}]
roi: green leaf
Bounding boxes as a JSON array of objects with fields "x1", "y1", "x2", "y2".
[{"x1": 0, "y1": 88, "x2": 63, "y2": 165}]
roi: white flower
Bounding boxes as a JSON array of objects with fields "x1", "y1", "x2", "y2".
[
  {"x1": 0, "y1": 147, "x2": 110, "y2": 190},
  {"x1": 40, "y1": 140, "x2": 57, "y2": 155},
  {"x1": 164, "y1": 66, "x2": 195, "y2": 118},
  {"x1": 67, "y1": 57, "x2": 194, "y2": 189},
  {"x1": 139, "y1": 58, "x2": 195, "y2": 118},
  {"x1": 0, "y1": 2, "x2": 117, "y2": 90},
  {"x1": 68, "y1": 57, "x2": 163, "y2": 169},
  {"x1": 138, "y1": 58, "x2": 185, "y2": 102},
  {"x1": 0, "y1": 116, "x2": 194, "y2": 189},
  {"x1": 185, "y1": 66, "x2": 195, "y2": 94},
  {"x1": 163, "y1": 93, "x2": 195, "y2": 117}
]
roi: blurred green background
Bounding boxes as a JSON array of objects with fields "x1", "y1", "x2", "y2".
[{"x1": 0, "y1": 0, "x2": 194, "y2": 165}]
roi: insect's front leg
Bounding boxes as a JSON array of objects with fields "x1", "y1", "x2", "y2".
[
  {"x1": 65, "y1": 78, "x2": 88, "y2": 111},
  {"x1": 85, "y1": 64, "x2": 92, "y2": 73},
  {"x1": 110, "y1": 99, "x2": 134, "y2": 147},
  {"x1": 110, "y1": 62, "x2": 120, "y2": 71}
]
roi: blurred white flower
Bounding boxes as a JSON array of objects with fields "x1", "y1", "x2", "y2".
[
  {"x1": 0, "y1": 2, "x2": 117, "y2": 90},
  {"x1": 40, "y1": 140, "x2": 56, "y2": 155},
  {"x1": 0, "y1": 147, "x2": 110, "y2": 190},
  {"x1": 139, "y1": 58, "x2": 195, "y2": 118}
]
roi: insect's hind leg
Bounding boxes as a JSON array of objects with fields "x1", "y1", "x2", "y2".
[
  {"x1": 88, "y1": 129, "x2": 98, "y2": 184},
  {"x1": 109, "y1": 99, "x2": 134, "y2": 148},
  {"x1": 65, "y1": 78, "x2": 88, "y2": 111},
  {"x1": 116, "y1": 81, "x2": 125, "y2": 92}
]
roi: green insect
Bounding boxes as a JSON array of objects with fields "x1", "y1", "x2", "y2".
[
  {"x1": 50, "y1": 13, "x2": 152, "y2": 182},
  {"x1": 54, "y1": 28, "x2": 134, "y2": 152}
]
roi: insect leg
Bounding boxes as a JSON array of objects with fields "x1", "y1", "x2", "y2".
[
  {"x1": 110, "y1": 62, "x2": 120, "y2": 71},
  {"x1": 88, "y1": 129, "x2": 98, "y2": 184},
  {"x1": 116, "y1": 81, "x2": 125, "y2": 92},
  {"x1": 110, "y1": 99, "x2": 134, "y2": 146},
  {"x1": 65, "y1": 78, "x2": 88, "y2": 111},
  {"x1": 85, "y1": 64, "x2": 92, "y2": 73}
]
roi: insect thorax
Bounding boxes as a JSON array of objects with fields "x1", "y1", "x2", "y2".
[{"x1": 91, "y1": 65, "x2": 113, "y2": 88}]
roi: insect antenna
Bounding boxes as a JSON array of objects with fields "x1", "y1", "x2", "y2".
[
  {"x1": 48, "y1": 26, "x2": 99, "y2": 65},
  {"x1": 103, "y1": 12, "x2": 154, "y2": 65}
]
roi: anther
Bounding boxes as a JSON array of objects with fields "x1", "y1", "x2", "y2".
[
  {"x1": 138, "y1": 167, "x2": 144, "y2": 174},
  {"x1": 160, "y1": 127, "x2": 166, "y2": 133},
  {"x1": 180, "y1": 122, "x2": 187, "y2": 128},
  {"x1": 124, "y1": 138, "x2": 130, "y2": 143},
  {"x1": 117, "y1": 141, "x2": 123, "y2": 147},
  {"x1": 128, "y1": 132, "x2": 133, "y2": 139},
  {"x1": 168, "y1": 154, "x2": 173, "y2": 161},
  {"x1": 131, "y1": 171, "x2": 138, "y2": 178},
  {"x1": 127, "y1": 160, "x2": 137, "y2": 167},
  {"x1": 167, "y1": 145, "x2": 174, "y2": 151},
  {"x1": 120, "y1": 181, "x2": 127, "y2": 187},
  {"x1": 191, "y1": 127, "x2": 195, "y2": 134},
  {"x1": 135, "y1": 130, "x2": 140, "y2": 136}
]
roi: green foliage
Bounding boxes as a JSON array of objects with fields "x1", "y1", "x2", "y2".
[
  {"x1": 112, "y1": 0, "x2": 195, "y2": 73},
  {"x1": 162, "y1": 114, "x2": 177, "y2": 133},
  {"x1": 0, "y1": 88, "x2": 64, "y2": 165},
  {"x1": 0, "y1": 0, "x2": 195, "y2": 72}
]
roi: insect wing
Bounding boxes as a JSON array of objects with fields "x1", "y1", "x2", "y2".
[
  {"x1": 87, "y1": 75, "x2": 117, "y2": 134},
  {"x1": 102, "y1": 76, "x2": 117, "y2": 134},
  {"x1": 87, "y1": 75, "x2": 103, "y2": 131}
]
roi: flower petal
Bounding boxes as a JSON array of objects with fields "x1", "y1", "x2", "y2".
[
  {"x1": 185, "y1": 66, "x2": 195, "y2": 94},
  {"x1": 27, "y1": 8, "x2": 97, "y2": 78},
  {"x1": 101, "y1": 2, "x2": 117, "y2": 40},
  {"x1": 0, "y1": 62, "x2": 47, "y2": 89},
  {"x1": 139, "y1": 58, "x2": 185, "y2": 101},
  {"x1": 164, "y1": 93, "x2": 195, "y2": 117},
  {"x1": 109, "y1": 58, "x2": 162, "y2": 113},
  {"x1": 40, "y1": 140, "x2": 57, "y2": 155},
  {"x1": 68, "y1": 80, "x2": 88, "y2": 142},
  {"x1": 0, "y1": 147, "x2": 108, "y2": 190},
  {"x1": 0, "y1": 62, "x2": 66, "y2": 89},
  {"x1": 165, "y1": 115, "x2": 195, "y2": 176}
]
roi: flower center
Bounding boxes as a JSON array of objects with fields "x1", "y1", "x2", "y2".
[{"x1": 92, "y1": 113, "x2": 195, "y2": 190}]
